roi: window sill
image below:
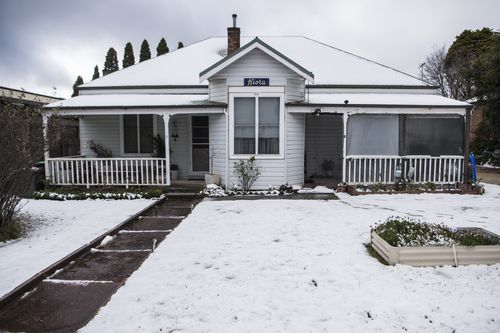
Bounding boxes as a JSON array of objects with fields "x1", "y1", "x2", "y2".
[{"x1": 229, "y1": 154, "x2": 284, "y2": 160}]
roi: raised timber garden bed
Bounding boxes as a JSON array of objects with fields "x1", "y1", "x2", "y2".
[{"x1": 371, "y1": 228, "x2": 500, "y2": 267}]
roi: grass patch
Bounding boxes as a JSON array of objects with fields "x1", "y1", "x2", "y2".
[{"x1": 0, "y1": 216, "x2": 28, "y2": 242}]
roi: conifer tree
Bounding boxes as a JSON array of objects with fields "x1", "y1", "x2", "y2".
[
  {"x1": 177, "y1": 42, "x2": 184, "y2": 49},
  {"x1": 122, "y1": 42, "x2": 135, "y2": 68},
  {"x1": 72, "y1": 75, "x2": 84, "y2": 97},
  {"x1": 156, "y1": 38, "x2": 169, "y2": 56},
  {"x1": 139, "y1": 39, "x2": 151, "y2": 62},
  {"x1": 92, "y1": 65, "x2": 100, "y2": 80},
  {"x1": 103, "y1": 48, "x2": 119, "y2": 76}
]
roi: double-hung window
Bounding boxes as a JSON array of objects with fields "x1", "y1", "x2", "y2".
[
  {"x1": 122, "y1": 115, "x2": 155, "y2": 154},
  {"x1": 232, "y1": 93, "x2": 282, "y2": 157}
]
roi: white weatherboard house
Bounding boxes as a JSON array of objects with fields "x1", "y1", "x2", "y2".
[{"x1": 45, "y1": 16, "x2": 471, "y2": 189}]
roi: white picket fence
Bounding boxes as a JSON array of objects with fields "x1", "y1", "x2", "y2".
[
  {"x1": 345, "y1": 155, "x2": 464, "y2": 185},
  {"x1": 47, "y1": 157, "x2": 169, "y2": 187}
]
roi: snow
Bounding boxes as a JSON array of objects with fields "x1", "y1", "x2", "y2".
[
  {"x1": 0, "y1": 199, "x2": 154, "y2": 297},
  {"x1": 46, "y1": 94, "x2": 221, "y2": 109},
  {"x1": 80, "y1": 36, "x2": 428, "y2": 89},
  {"x1": 297, "y1": 185, "x2": 336, "y2": 194},
  {"x1": 301, "y1": 92, "x2": 470, "y2": 107},
  {"x1": 83, "y1": 184, "x2": 500, "y2": 332}
]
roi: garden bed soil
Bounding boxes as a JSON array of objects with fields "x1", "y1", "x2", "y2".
[{"x1": 371, "y1": 227, "x2": 500, "y2": 266}]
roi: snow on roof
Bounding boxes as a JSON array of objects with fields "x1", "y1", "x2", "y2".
[
  {"x1": 293, "y1": 93, "x2": 470, "y2": 107},
  {"x1": 81, "y1": 36, "x2": 429, "y2": 88},
  {"x1": 46, "y1": 94, "x2": 224, "y2": 109}
]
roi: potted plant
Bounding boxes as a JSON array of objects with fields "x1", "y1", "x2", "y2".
[
  {"x1": 170, "y1": 164, "x2": 179, "y2": 181},
  {"x1": 205, "y1": 148, "x2": 220, "y2": 185}
]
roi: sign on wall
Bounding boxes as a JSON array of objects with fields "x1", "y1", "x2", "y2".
[{"x1": 244, "y1": 78, "x2": 270, "y2": 86}]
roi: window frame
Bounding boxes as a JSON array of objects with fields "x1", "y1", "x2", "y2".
[
  {"x1": 229, "y1": 91, "x2": 285, "y2": 159},
  {"x1": 119, "y1": 114, "x2": 157, "y2": 156}
]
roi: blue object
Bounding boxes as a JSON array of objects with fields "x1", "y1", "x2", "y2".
[{"x1": 469, "y1": 153, "x2": 477, "y2": 183}]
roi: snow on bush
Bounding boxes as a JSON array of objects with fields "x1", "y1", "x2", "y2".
[
  {"x1": 200, "y1": 184, "x2": 227, "y2": 197},
  {"x1": 200, "y1": 184, "x2": 296, "y2": 197},
  {"x1": 33, "y1": 189, "x2": 163, "y2": 201},
  {"x1": 373, "y1": 216, "x2": 500, "y2": 247}
]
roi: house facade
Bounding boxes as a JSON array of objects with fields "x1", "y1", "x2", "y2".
[{"x1": 45, "y1": 16, "x2": 471, "y2": 189}]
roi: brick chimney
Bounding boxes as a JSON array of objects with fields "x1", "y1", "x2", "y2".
[{"x1": 227, "y1": 14, "x2": 240, "y2": 55}]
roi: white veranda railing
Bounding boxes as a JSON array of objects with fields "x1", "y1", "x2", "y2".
[
  {"x1": 47, "y1": 157, "x2": 169, "y2": 187},
  {"x1": 345, "y1": 155, "x2": 464, "y2": 185}
]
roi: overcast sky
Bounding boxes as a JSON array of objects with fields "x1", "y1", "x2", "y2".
[{"x1": 0, "y1": 0, "x2": 498, "y2": 98}]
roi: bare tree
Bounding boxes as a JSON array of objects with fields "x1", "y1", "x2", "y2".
[
  {"x1": 0, "y1": 96, "x2": 60, "y2": 237},
  {"x1": 420, "y1": 46, "x2": 450, "y2": 97}
]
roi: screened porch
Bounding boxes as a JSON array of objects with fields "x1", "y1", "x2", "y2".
[{"x1": 344, "y1": 114, "x2": 466, "y2": 185}]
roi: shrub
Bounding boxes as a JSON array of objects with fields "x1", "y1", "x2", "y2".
[
  {"x1": 88, "y1": 140, "x2": 112, "y2": 157},
  {"x1": 233, "y1": 157, "x2": 261, "y2": 193}
]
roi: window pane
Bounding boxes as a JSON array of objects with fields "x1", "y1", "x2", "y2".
[
  {"x1": 139, "y1": 115, "x2": 154, "y2": 153},
  {"x1": 234, "y1": 97, "x2": 255, "y2": 154},
  {"x1": 123, "y1": 115, "x2": 138, "y2": 153},
  {"x1": 404, "y1": 116, "x2": 464, "y2": 156},
  {"x1": 347, "y1": 115, "x2": 399, "y2": 155},
  {"x1": 192, "y1": 116, "x2": 209, "y2": 144},
  {"x1": 258, "y1": 97, "x2": 280, "y2": 154}
]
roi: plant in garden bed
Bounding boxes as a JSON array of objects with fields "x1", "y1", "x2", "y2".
[
  {"x1": 88, "y1": 140, "x2": 112, "y2": 157},
  {"x1": 233, "y1": 156, "x2": 261, "y2": 193},
  {"x1": 199, "y1": 183, "x2": 296, "y2": 198},
  {"x1": 372, "y1": 216, "x2": 500, "y2": 247},
  {"x1": 33, "y1": 187, "x2": 164, "y2": 200}
]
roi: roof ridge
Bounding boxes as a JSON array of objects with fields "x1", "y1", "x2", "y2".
[{"x1": 300, "y1": 36, "x2": 430, "y2": 86}]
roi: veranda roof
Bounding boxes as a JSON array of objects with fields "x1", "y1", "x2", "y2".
[
  {"x1": 289, "y1": 93, "x2": 471, "y2": 108},
  {"x1": 45, "y1": 94, "x2": 225, "y2": 109}
]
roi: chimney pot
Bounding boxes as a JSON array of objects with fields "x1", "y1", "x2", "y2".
[{"x1": 227, "y1": 14, "x2": 240, "y2": 55}]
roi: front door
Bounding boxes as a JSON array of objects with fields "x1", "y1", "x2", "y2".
[{"x1": 190, "y1": 116, "x2": 210, "y2": 173}]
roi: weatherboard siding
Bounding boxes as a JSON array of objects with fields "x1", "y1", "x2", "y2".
[
  {"x1": 286, "y1": 112, "x2": 305, "y2": 186},
  {"x1": 209, "y1": 114, "x2": 227, "y2": 185},
  {"x1": 212, "y1": 48, "x2": 303, "y2": 89},
  {"x1": 80, "y1": 115, "x2": 121, "y2": 157},
  {"x1": 286, "y1": 78, "x2": 306, "y2": 102},
  {"x1": 208, "y1": 79, "x2": 228, "y2": 103}
]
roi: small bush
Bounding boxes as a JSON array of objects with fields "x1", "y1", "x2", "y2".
[
  {"x1": 233, "y1": 157, "x2": 262, "y2": 193},
  {"x1": 371, "y1": 183, "x2": 389, "y2": 192},
  {"x1": 88, "y1": 140, "x2": 112, "y2": 157}
]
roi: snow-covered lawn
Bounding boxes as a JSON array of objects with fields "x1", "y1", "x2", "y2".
[
  {"x1": 82, "y1": 185, "x2": 499, "y2": 332},
  {"x1": 0, "y1": 199, "x2": 154, "y2": 297}
]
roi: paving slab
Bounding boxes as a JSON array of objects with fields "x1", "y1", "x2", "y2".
[
  {"x1": 102, "y1": 231, "x2": 168, "y2": 251},
  {"x1": 50, "y1": 251, "x2": 150, "y2": 282},
  {"x1": 145, "y1": 206, "x2": 192, "y2": 217},
  {"x1": 126, "y1": 217, "x2": 184, "y2": 231},
  {"x1": 0, "y1": 281, "x2": 119, "y2": 333}
]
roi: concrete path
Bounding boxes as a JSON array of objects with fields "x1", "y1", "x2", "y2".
[{"x1": 0, "y1": 195, "x2": 198, "y2": 332}]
